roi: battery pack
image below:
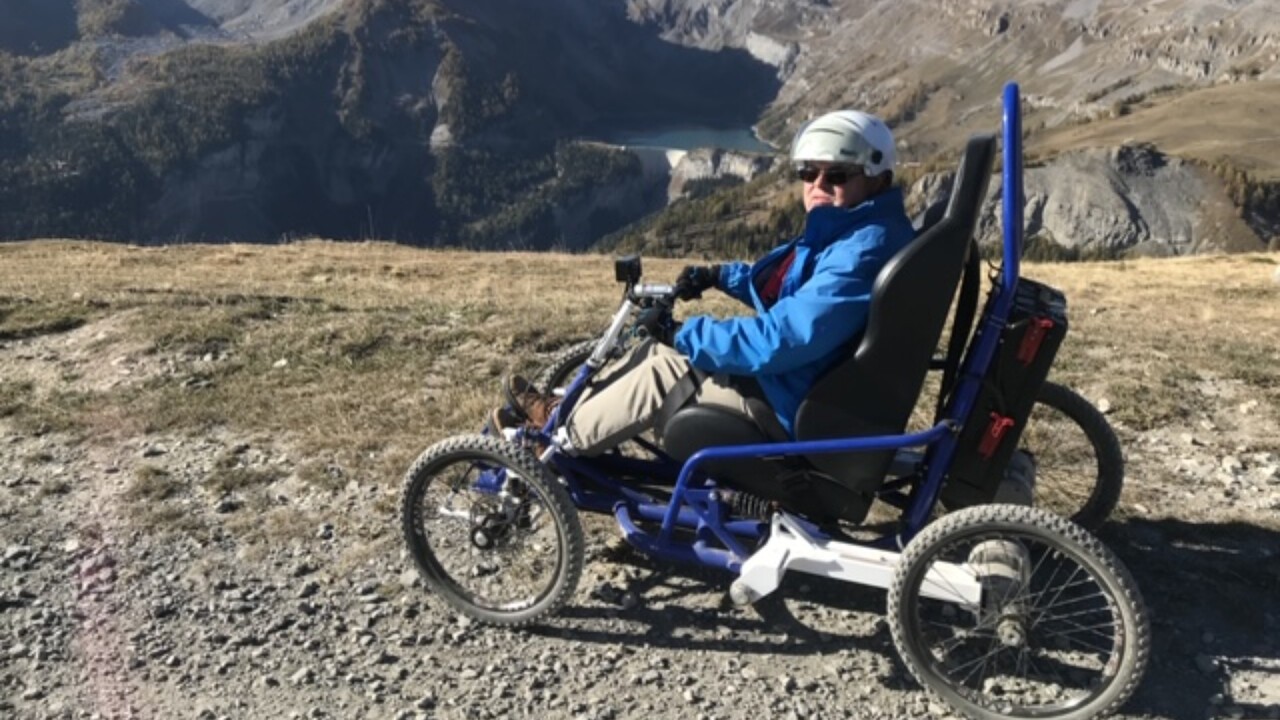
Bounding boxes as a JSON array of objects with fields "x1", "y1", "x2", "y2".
[{"x1": 943, "y1": 278, "x2": 1068, "y2": 510}]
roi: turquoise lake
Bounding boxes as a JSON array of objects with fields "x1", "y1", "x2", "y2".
[{"x1": 600, "y1": 126, "x2": 775, "y2": 154}]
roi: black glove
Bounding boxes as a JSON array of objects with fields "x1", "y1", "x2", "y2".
[{"x1": 674, "y1": 264, "x2": 720, "y2": 301}]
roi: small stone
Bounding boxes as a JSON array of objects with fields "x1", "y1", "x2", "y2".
[
  {"x1": 316, "y1": 523, "x2": 334, "y2": 540},
  {"x1": 22, "y1": 687, "x2": 43, "y2": 700},
  {"x1": 297, "y1": 581, "x2": 320, "y2": 599},
  {"x1": 1131, "y1": 503, "x2": 1149, "y2": 515},
  {"x1": 1096, "y1": 397, "x2": 1112, "y2": 414},
  {"x1": 291, "y1": 667, "x2": 314, "y2": 685},
  {"x1": 682, "y1": 689, "x2": 697, "y2": 704},
  {"x1": 273, "y1": 358, "x2": 289, "y2": 369},
  {"x1": 4, "y1": 545, "x2": 34, "y2": 566},
  {"x1": 141, "y1": 445, "x2": 167, "y2": 458},
  {"x1": 780, "y1": 675, "x2": 797, "y2": 693},
  {"x1": 80, "y1": 553, "x2": 114, "y2": 575}
]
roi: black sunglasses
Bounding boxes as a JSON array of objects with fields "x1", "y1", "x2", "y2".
[{"x1": 795, "y1": 165, "x2": 862, "y2": 185}]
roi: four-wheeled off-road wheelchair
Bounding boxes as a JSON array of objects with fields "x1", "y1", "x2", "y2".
[{"x1": 401, "y1": 84, "x2": 1149, "y2": 720}]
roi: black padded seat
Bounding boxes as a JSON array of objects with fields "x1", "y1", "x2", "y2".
[
  {"x1": 661, "y1": 134, "x2": 997, "y2": 523},
  {"x1": 792, "y1": 134, "x2": 996, "y2": 499}
]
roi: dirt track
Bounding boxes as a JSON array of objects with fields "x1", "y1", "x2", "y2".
[{"x1": 2, "y1": 307, "x2": 1278, "y2": 720}]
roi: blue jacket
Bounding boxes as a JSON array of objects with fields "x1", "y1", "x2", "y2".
[{"x1": 673, "y1": 188, "x2": 914, "y2": 436}]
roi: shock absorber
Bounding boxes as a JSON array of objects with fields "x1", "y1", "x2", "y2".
[{"x1": 718, "y1": 489, "x2": 774, "y2": 520}]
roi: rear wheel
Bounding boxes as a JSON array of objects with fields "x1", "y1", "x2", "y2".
[
  {"x1": 1024, "y1": 381, "x2": 1124, "y2": 530},
  {"x1": 401, "y1": 434, "x2": 584, "y2": 626},
  {"x1": 888, "y1": 504, "x2": 1149, "y2": 720}
]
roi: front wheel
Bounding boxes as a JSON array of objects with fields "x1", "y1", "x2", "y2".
[
  {"x1": 888, "y1": 504, "x2": 1149, "y2": 720},
  {"x1": 400, "y1": 434, "x2": 584, "y2": 626}
]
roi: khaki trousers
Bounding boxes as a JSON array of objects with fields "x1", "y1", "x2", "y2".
[{"x1": 563, "y1": 340, "x2": 757, "y2": 456}]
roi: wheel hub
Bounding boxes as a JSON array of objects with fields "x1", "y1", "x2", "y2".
[
  {"x1": 996, "y1": 615, "x2": 1027, "y2": 647},
  {"x1": 470, "y1": 511, "x2": 516, "y2": 549}
]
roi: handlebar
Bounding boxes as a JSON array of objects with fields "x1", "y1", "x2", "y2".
[{"x1": 631, "y1": 283, "x2": 677, "y2": 303}]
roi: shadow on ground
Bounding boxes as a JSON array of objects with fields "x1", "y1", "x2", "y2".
[
  {"x1": 532, "y1": 545, "x2": 901, "y2": 660},
  {"x1": 538, "y1": 515, "x2": 1280, "y2": 718},
  {"x1": 1101, "y1": 518, "x2": 1280, "y2": 719}
]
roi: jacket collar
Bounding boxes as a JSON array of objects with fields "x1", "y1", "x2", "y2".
[{"x1": 800, "y1": 187, "x2": 906, "y2": 248}]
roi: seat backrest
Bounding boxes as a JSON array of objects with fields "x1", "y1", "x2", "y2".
[
  {"x1": 792, "y1": 134, "x2": 997, "y2": 491},
  {"x1": 912, "y1": 197, "x2": 949, "y2": 234}
]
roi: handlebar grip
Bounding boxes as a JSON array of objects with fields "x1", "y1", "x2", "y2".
[{"x1": 632, "y1": 283, "x2": 677, "y2": 300}]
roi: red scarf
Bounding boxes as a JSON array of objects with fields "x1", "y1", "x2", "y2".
[{"x1": 760, "y1": 249, "x2": 797, "y2": 306}]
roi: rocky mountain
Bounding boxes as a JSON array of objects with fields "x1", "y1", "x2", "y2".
[
  {"x1": 899, "y1": 143, "x2": 1260, "y2": 259},
  {"x1": 1, "y1": 0, "x2": 1278, "y2": 253},
  {"x1": 621, "y1": 0, "x2": 1280, "y2": 257},
  {"x1": 0, "y1": 0, "x2": 777, "y2": 247}
]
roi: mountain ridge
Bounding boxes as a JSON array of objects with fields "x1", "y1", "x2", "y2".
[{"x1": 1, "y1": 0, "x2": 1277, "y2": 254}]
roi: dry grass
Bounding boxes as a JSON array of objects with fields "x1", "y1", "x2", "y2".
[
  {"x1": 1023, "y1": 254, "x2": 1280, "y2": 438},
  {"x1": 2, "y1": 240, "x2": 1277, "y2": 494},
  {"x1": 125, "y1": 464, "x2": 182, "y2": 501}
]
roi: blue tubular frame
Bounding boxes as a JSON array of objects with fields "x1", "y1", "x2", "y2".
[
  {"x1": 898, "y1": 83, "x2": 1024, "y2": 534},
  {"x1": 527, "y1": 83, "x2": 1026, "y2": 568}
]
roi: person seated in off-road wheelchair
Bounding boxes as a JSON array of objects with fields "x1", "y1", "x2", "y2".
[{"x1": 404, "y1": 84, "x2": 1150, "y2": 720}]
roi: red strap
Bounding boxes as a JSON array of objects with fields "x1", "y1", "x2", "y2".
[
  {"x1": 1016, "y1": 317, "x2": 1055, "y2": 365},
  {"x1": 760, "y1": 249, "x2": 797, "y2": 306},
  {"x1": 977, "y1": 413, "x2": 1015, "y2": 458}
]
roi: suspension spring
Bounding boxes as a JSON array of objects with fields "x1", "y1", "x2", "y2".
[{"x1": 720, "y1": 489, "x2": 773, "y2": 520}]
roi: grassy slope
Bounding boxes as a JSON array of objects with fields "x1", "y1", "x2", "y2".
[
  {"x1": 1029, "y1": 80, "x2": 1280, "y2": 180},
  {"x1": 2, "y1": 240, "x2": 1278, "y2": 505}
]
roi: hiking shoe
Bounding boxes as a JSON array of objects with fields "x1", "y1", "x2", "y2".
[
  {"x1": 502, "y1": 374, "x2": 559, "y2": 427},
  {"x1": 486, "y1": 406, "x2": 525, "y2": 436},
  {"x1": 487, "y1": 404, "x2": 554, "y2": 456}
]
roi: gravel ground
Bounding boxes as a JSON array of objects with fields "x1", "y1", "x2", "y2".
[{"x1": 2, "y1": 319, "x2": 1278, "y2": 720}]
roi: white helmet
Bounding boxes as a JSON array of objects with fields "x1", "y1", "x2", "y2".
[{"x1": 790, "y1": 110, "x2": 895, "y2": 177}]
